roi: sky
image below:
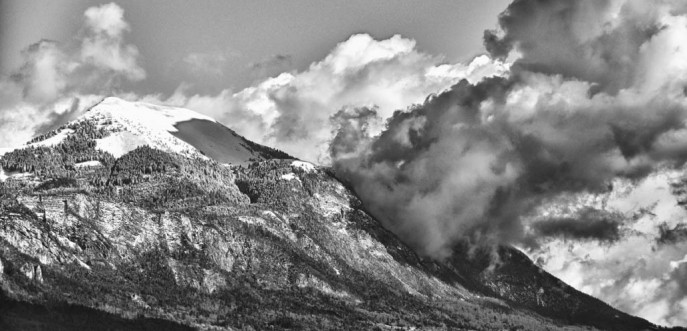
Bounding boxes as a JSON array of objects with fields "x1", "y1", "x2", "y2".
[
  {"x1": 0, "y1": 0, "x2": 509, "y2": 95},
  {"x1": 1, "y1": 0, "x2": 687, "y2": 327}
]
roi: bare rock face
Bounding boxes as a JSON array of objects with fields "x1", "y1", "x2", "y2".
[
  {"x1": 35, "y1": 265, "x2": 43, "y2": 283},
  {"x1": 19, "y1": 263, "x2": 34, "y2": 281},
  {"x1": 19, "y1": 263, "x2": 42, "y2": 283},
  {"x1": 0, "y1": 99, "x2": 659, "y2": 331}
]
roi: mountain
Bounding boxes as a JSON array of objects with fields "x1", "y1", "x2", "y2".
[
  {"x1": 0, "y1": 97, "x2": 675, "y2": 330},
  {"x1": 23, "y1": 97, "x2": 290, "y2": 164}
]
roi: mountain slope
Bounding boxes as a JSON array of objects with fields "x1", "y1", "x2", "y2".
[
  {"x1": 24, "y1": 97, "x2": 289, "y2": 164},
  {"x1": 0, "y1": 98, "x2": 670, "y2": 330}
]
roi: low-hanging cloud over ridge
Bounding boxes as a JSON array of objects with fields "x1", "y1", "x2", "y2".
[
  {"x1": 331, "y1": 0, "x2": 687, "y2": 257},
  {"x1": 329, "y1": 0, "x2": 687, "y2": 326}
]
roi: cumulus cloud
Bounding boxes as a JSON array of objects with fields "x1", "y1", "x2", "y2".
[
  {"x1": 329, "y1": 106, "x2": 381, "y2": 160},
  {"x1": 13, "y1": 40, "x2": 69, "y2": 103},
  {"x1": 325, "y1": 0, "x2": 687, "y2": 324},
  {"x1": 529, "y1": 218, "x2": 687, "y2": 327},
  {"x1": 484, "y1": 0, "x2": 673, "y2": 93},
  {"x1": 80, "y1": 2, "x2": 145, "y2": 81},
  {"x1": 161, "y1": 34, "x2": 509, "y2": 162},
  {"x1": 0, "y1": 2, "x2": 145, "y2": 148},
  {"x1": 330, "y1": 0, "x2": 687, "y2": 263}
]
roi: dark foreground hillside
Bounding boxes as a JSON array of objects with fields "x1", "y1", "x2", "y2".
[{"x1": 0, "y1": 291, "x2": 192, "y2": 331}]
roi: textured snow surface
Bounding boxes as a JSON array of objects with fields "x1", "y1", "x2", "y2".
[
  {"x1": 84, "y1": 97, "x2": 212, "y2": 159},
  {"x1": 94, "y1": 131, "x2": 147, "y2": 158},
  {"x1": 281, "y1": 173, "x2": 299, "y2": 181},
  {"x1": 13, "y1": 97, "x2": 272, "y2": 164},
  {"x1": 291, "y1": 161, "x2": 316, "y2": 173},
  {"x1": 74, "y1": 160, "x2": 103, "y2": 168},
  {"x1": 92, "y1": 97, "x2": 217, "y2": 132}
]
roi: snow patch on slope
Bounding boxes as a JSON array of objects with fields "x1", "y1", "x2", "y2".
[
  {"x1": 95, "y1": 131, "x2": 147, "y2": 158},
  {"x1": 83, "y1": 97, "x2": 210, "y2": 159},
  {"x1": 292, "y1": 161, "x2": 316, "y2": 173},
  {"x1": 281, "y1": 173, "x2": 300, "y2": 182},
  {"x1": 0, "y1": 148, "x2": 14, "y2": 157},
  {"x1": 94, "y1": 97, "x2": 216, "y2": 132},
  {"x1": 74, "y1": 160, "x2": 103, "y2": 168}
]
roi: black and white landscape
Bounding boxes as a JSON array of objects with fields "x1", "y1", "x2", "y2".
[{"x1": 1, "y1": 1, "x2": 687, "y2": 330}]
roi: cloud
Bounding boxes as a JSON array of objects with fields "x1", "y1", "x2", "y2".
[
  {"x1": 0, "y1": 2, "x2": 144, "y2": 148},
  {"x1": 32, "y1": 97, "x2": 84, "y2": 135},
  {"x1": 13, "y1": 40, "x2": 68, "y2": 103},
  {"x1": 83, "y1": 2, "x2": 130, "y2": 37},
  {"x1": 529, "y1": 231, "x2": 687, "y2": 327},
  {"x1": 657, "y1": 222, "x2": 687, "y2": 245},
  {"x1": 329, "y1": 105, "x2": 381, "y2": 160},
  {"x1": 182, "y1": 51, "x2": 232, "y2": 76},
  {"x1": 329, "y1": 0, "x2": 687, "y2": 262},
  {"x1": 324, "y1": 2, "x2": 687, "y2": 324},
  {"x1": 79, "y1": 2, "x2": 145, "y2": 82},
  {"x1": 523, "y1": 166, "x2": 687, "y2": 327},
  {"x1": 484, "y1": 0, "x2": 668, "y2": 93},
  {"x1": 249, "y1": 54, "x2": 293, "y2": 79},
  {"x1": 529, "y1": 208, "x2": 622, "y2": 243},
  {"x1": 161, "y1": 34, "x2": 509, "y2": 162}
]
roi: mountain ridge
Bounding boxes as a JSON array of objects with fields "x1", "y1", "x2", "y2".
[{"x1": 0, "y1": 98, "x2": 677, "y2": 330}]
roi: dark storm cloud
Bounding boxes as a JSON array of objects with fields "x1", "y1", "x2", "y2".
[
  {"x1": 657, "y1": 223, "x2": 687, "y2": 245},
  {"x1": 530, "y1": 209, "x2": 622, "y2": 242},
  {"x1": 329, "y1": 106, "x2": 380, "y2": 159},
  {"x1": 484, "y1": 0, "x2": 665, "y2": 93},
  {"x1": 331, "y1": 0, "x2": 687, "y2": 257}
]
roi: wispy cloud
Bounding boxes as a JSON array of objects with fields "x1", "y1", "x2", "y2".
[
  {"x1": 249, "y1": 54, "x2": 293, "y2": 80},
  {"x1": 182, "y1": 50, "x2": 237, "y2": 76},
  {"x1": 0, "y1": 2, "x2": 145, "y2": 147}
]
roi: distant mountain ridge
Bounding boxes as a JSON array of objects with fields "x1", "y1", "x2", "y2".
[{"x1": 0, "y1": 97, "x2": 678, "y2": 330}]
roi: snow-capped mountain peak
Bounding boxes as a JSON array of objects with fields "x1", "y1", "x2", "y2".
[
  {"x1": 86, "y1": 97, "x2": 218, "y2": 133},
  {"x1": 28, "y1": 97, "x2": 289, "y2": 164}
]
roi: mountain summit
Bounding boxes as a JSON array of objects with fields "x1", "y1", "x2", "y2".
[
  {"x1": 28, "y1": 97, "x2": 289, "y2": 164},
  {"x1": 0, "y1": 98, "x2": 669, "y2": 330}
]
